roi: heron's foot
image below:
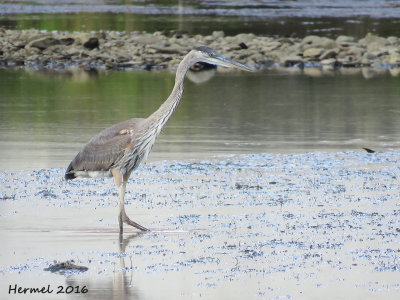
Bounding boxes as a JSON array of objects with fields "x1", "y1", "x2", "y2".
[{"x1": 120, "y1": 211, "x2": 149, "y2": 232}]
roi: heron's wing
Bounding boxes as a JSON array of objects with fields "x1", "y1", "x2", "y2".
[{"x1": 66, "y1": 118, "x2": 144, "y2": 178}]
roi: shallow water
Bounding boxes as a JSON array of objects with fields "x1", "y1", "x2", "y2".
[
  {"x1": 1, "y1": 68, "x2": 400, "y2": 171},
  {"x1": 1, "y1": 64, "x2": 400, "y2": 299},
  {"x1": 1, "y1": 152, "x2": 400, "y2": 299},
  {"x1": 2, "y1": 2, "x2": 400, "y2": 298}
]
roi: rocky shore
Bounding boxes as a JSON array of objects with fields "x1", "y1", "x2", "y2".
[{"x1": 1, "y1": 28, "x2": 400, "y2": 71}]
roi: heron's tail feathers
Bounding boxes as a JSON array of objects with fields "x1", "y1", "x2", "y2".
[{"x1": 65, "y1": 162, "x2": 76, "y2": 180}]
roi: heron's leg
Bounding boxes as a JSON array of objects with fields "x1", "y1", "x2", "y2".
[
  {"x1": 112, "y1": 169, "x2": 149, "y2": 233},
  {"x1": 119, "y1": 181, "x2": 149, "y2": 232},
  {"x1": 117, "y1": 181, "x2": 126, "y2": 233}
]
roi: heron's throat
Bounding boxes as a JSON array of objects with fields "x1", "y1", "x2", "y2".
[{"x1": 145, "y1": 54, "x2": 192, "y2": 134}]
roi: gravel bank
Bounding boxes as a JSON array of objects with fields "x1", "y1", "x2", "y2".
[{"x1": 1, "y1": 29, "x2": 400, "y2": 71}]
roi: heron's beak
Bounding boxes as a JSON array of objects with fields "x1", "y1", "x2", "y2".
[{"x1": 207, "y1": 54, "x2": 253, "y2": 72}]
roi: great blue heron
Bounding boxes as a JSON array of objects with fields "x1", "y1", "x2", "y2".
[{"x1": 65, "y1": 46, "x2": 252, "y2": 233}]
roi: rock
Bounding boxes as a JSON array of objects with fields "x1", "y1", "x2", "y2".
[
  {"x1": 30, "y1": 37, "x2": 60, "y2": 50},
  {"x1": 171, "y1": 30, "x2": 188, "y2": 39},
  {"x1": 44, "y1": 260, "x2": 88, "y2": 274},
  {"x1": 72, "y1": 33, "x2": 91, "y2": 45},
  {"x1": 26, "y1": 54, "x2": 39, "y2": 61},
  {"x1": 239, "y1": 42, "x2": 248, "y2": 49},
  {"x1": 277, "y1": 37, "x2": 295, "y2": 45},
  {"x1": 372, "y1": 49, "x2": 390, "y2": 57},
  {"x1": 264, "y1": 41, "x2": 281, "y2": 52},
  {"x1": 320, "y1": 49, "x2": 338, "y2": 59},
  {"x1": 168, "y1": 58, "x2": 181, "y2": 67},
  {"x1": 361, "y1": 51, "x2": 377, "y2": 65},
  {"x1": 281, "y1": 55, "x2": 304, "y2": 66},
  {"x1": 367, "y1": 42, "x2": 388, "y2": 52},
  {"x1": 113, "y1": 40, "x2": 125, "y2": 48},
  {"x1": 108, "y1": 31, "x2": 121, "y2": 39},
  {"x1": 116, "y1": 53, "x2": 131, "y2": 63},
  {"x1": 339, "y1": 54, "x2": 361, "y2": 67},
  {"x1": 236, "y1": 52, "x2": 251, "y2": 60},
  {"x1": 17, "y1": 29, "x2": 39, "y2": 41},
  {"x1": 302, "y1": 35, "x2": 322, "y2": 47},
  {"x1": 248, "y1": 53, "x2": 264, "y2": 63},
  {"x1": 301, "y1": 36, "x2": 334, "y2": 50},
  {"x1": 346, "y1": 46, "x2": 364, "y2": 60},
  {"x1": 387, "y1": 36, "x2": 400, "y2": 46},
  {"x1": 320, "y1": 37, "x2": 335, "y2": 49},
  {"x1": 359, "y1": 32, "x2": 387, "y2": 44},
  {"x1": 321, "y1": 58, "x2": 336, "y2": 67},
  {"x1": 0, "y1": 29, "x2": 399, "y2": 71},
  {"x1": 147, "y1": 45, "x2": 183, "y2": 55},
  {"x1": 25, "y1": 33, "x2": 52, "y2": 44},
  {"x1": 24, "y1": 46, "x2": 41, "y2": 56},
  {"x1": 359, "y1": 33, "x2": 389, "y2": 52},
  {"x1": 263, "y1": 50, "x2": 280, "y2": 62},
  {"x1": 43, "y1": 45, "x2": 65, "y2": 54},
  {"x1": 335, "y1": 35, "x2": 355, "y2": 44},
  {"x1": 389, "y1": 52, "x2": 400, "y2": 64},
  {"x1": 83, "y1": 38, "x2": 99, "y2": 50},
  {"x1": 233, "y1": 33, "x2": 256, "y2": 44},
  {"x1": 63, "y1": 47, "x2": 82, "y2": 57},
  {"x1": 60, "y1": 38, "x2": 74, "y2": 46},
  {"x1": 303, "y1": 47, "x2": 323, "y2": 58},
  {"x1": 131, "y1": 34, "x2": 166, "y2": 46}
]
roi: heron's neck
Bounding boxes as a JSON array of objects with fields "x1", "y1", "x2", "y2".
[{"x1": 145, "y1": 55, "x2": 192, "y2": 132}]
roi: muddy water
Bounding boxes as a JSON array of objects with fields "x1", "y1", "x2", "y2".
[
  {"x1": 1, "y1": 68, "x2": 400, "y2": 171},
  {"x1": 1, "y1": 152, "x2": 400, "y2": 299}
]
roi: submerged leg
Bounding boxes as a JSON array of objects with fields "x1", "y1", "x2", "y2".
[{"x1": 112, "y1": 169, "x2": 149, "y2": 233}]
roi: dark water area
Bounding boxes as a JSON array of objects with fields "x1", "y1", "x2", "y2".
[
  {"x1": 1, "y1": 68, "x2": 400, "y2": 171},
  {"x1": 2, "y1": 14, "x2": 400, "y2": 39},
  {"x1": 1, "y1": 0, "x2": 400, "y2": 37}
]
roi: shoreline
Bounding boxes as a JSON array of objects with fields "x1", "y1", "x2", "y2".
[{"x1": 0, "y1": 29, "x2": 400, "y2": 72}]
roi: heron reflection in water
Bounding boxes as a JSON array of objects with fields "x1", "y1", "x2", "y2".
[
  {"x1": 65, "y1": 234, "x2": 143, "y2": 299},
  {"x1": 65, "y1": 46, "x2": 252, "y2": 233}
]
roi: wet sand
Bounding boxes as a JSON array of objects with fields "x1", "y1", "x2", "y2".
[{"x1": 1, "y1": 151, "x2": 400, "y2": 299}]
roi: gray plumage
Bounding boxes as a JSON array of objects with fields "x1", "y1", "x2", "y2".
[
  {"x1": 65, "y1": 46, "x2": 252, "y2": 233},
  {"x1": 65, "y1": 119, "x2": 144, "y2": 179}
]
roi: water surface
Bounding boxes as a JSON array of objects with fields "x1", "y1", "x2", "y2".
[
  {"x1": 1, "y1": 68, "x2": 400, "y2": 171},
  {"x1": 1, "y1": 0, "x2": 400, "y2": 37},
  {"x1": 1, "y1": 152, "x2": 400, "y2": 299}
]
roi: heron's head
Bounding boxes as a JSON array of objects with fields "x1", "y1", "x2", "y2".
[{"x1": 191, "y1": 46, "x2": 253, "y2": 72}]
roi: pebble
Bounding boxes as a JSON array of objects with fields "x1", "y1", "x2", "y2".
[{"x1": 0, "y1": 29, "x2": 399, "y2": 71}]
